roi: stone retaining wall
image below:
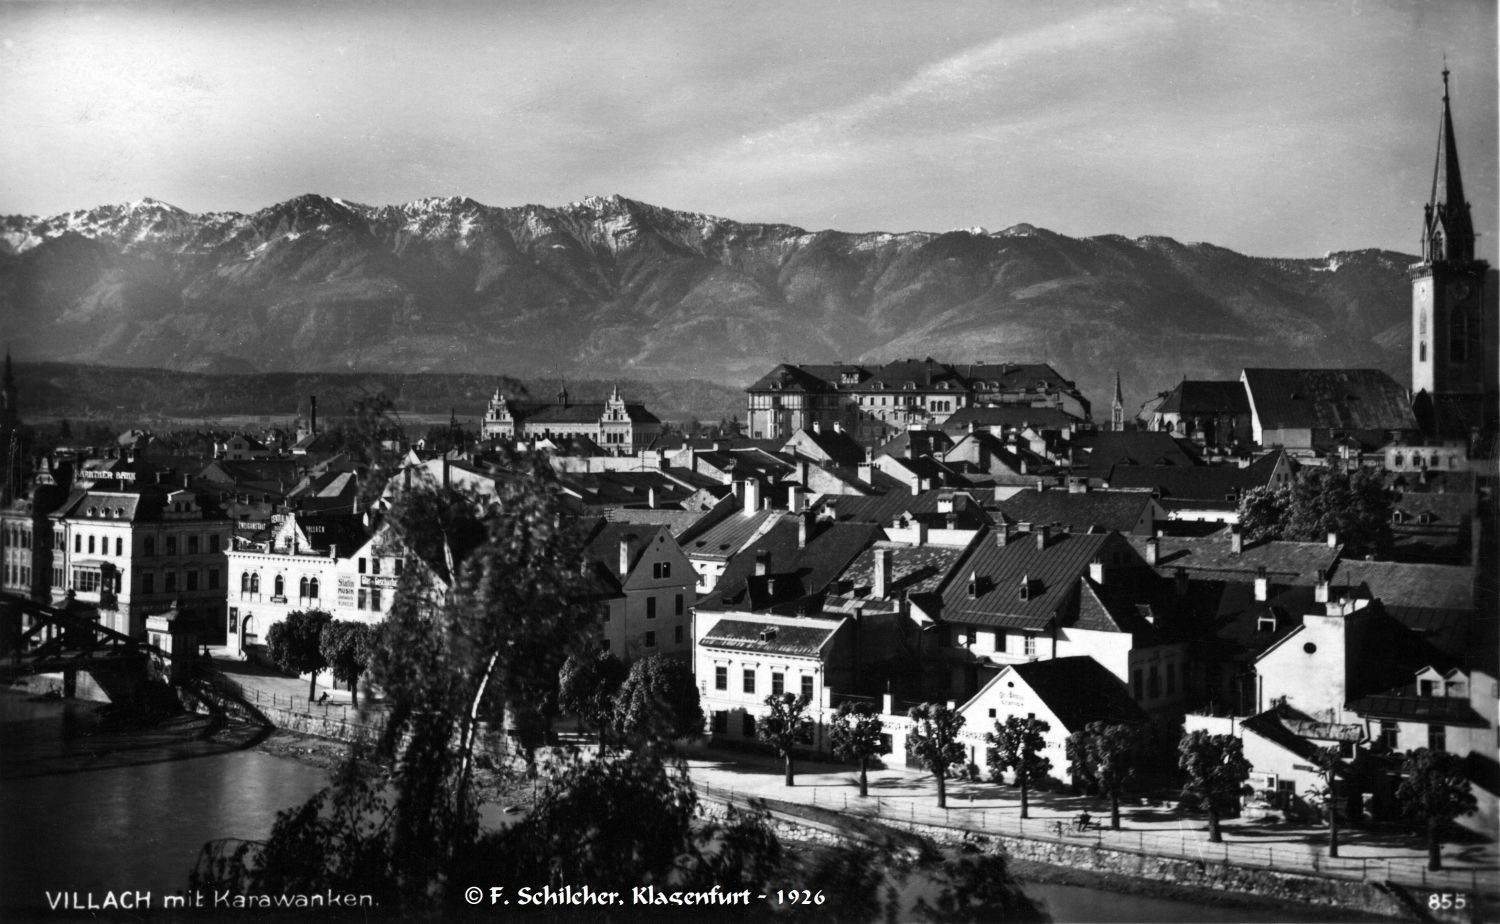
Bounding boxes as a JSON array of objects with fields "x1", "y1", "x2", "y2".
[{"x1": 701, "y1": 793, "x2": 1412, "y2": 920}]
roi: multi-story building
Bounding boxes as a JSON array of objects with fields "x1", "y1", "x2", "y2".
[
  {"x1": 584, "y1": 521, "x2": 696, "y2": 662},
  {"x1": 481, "y1": 385, "x2": 662, "y2": 453},
  {"x1": 225, "y1": 511, "x2": 368, "y2": 656},
  {"x1": 47, "y1": 477, "x2": 232, "y2": 641},
  {"x1": 745, "y1": 359, "x2": 1091, "y2": 440}
]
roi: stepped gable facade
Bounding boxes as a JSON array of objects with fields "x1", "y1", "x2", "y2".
[{"x1": 482, "y1": 384, "x2": 661, "y2": 453}]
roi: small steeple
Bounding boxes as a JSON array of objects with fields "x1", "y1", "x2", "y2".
[
  {"x1": 1423, "y1": 67, "x2": 1476, "y2": 265},
  {"x1": 1110, "y1": 371, "x2": 1124, "y2": 431}
]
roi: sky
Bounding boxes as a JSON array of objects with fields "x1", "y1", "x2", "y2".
[{"x1": 1, "y1": 0, "x2": 1495, "y2": 260}]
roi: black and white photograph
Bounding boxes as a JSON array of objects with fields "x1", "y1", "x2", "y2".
[{"x1": 1, "y1": 1, "x2": 1497, "y2": 921}]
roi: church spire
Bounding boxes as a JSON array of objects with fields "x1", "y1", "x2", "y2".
[
  {"x1": 1110, "y1": 371, "x2": 1124, "y2": 431},
  {"x1": 1423, "y1": 67, "x2": 1475, "y2": 265}
]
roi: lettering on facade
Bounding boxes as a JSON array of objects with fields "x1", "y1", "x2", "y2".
[
  {"x1": 359, "y1": 574, "x2": 399, "y2": 589},
  {"x1": 337, "y1": 575, "x2": 356, "y2": 608}
]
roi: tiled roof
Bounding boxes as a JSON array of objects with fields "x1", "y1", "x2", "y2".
[
  {"x1": 1242, "y1": 368, "x2": 1418, "y2": 432},
  {"x1": 1128, "y1": 530, "x2": 1338, "y2": 584},
  {"x1": 939, "y1": 530, "x2": 1131, "y2": 631},
  {"x1": 813, "y1": 493, "x2": 915, "y2": 526},
  {"x1": 1390, "y1": 491, "x2": 1476, "y2": 526},
  {"x1": 293, "y1": 513, "x2": 369, "y2": 557},
  {"x1": 744, "y1": 364, "x2": 839, "y2": 394},
  {"x1": 700, "y1": 617, "x2": 842, "y2": 657},
  {"x1": 686, "y1": 508, "x2": 783, "y2": 561},
  {"x1": 1242, "y1": 705, "x2": 1362, "y2": 764},
  {"x1": 783, "y1": 428, "x2": 867, "y2": 467},
  {"x1": 583, "y1": 521, "x2": 672, "y2": 582},
  {"x1": 1106, "y1": 451, "x2": 1287, "y2": 501},
  {"x1": 1331, "y1": 560, "x2": 1473, "y2": 610},
  {"x1": 994, "y1": 489, "x2": 1154, "y2": 534},
  {"x1": 823, "y1": 542, "x2": 970, "y2": 611},
  {"x1": 702, "y1": 521, "x2": 881, "y2": 612},
  {"x1": 1158, "y1": 380, "x2": 1251, "y2": 416},
  {"x1": 1005, "y1": 656, "x2": 1148, "y2": 730},
  {"x1": 1349, "y1": 690, "x2": 1488, "y2": 727},
  {"x1": 1073, "y1": 431, "x2": 1198, "y2": 472},
  {"x1": 515, "y1": 402, "x2": 659, "y2": 425},
  {"x1": 876, "y1": 429, "x2": 955, "y2": 461},
  {"x1": 942, "y1": 405, "x2": 1078, "y2": 433}
]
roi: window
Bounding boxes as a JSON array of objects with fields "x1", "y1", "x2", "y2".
[
  {"x1": 229, "y1": 608, "x2": 238, "y2": 633},
  {"x1": 372, "y1": 558, "x2": 381, "y2": 576},
  {"x1": 712, "y1": 711, "x2": 728, "y2": 734},
  {"x1": 644, "y1": 630, "x2": 656, "y2": 648},
  {"x1": 1419, "y1": 679, "x2": 1437, "y2": 697},
  {"x1": 741, "y1": 714, "x2": 756, "y2": 738},
  {"x1": 715, "y1": 666, "x2": 727, "y2": 691},
  {"x1": 743, "y1": 669, "x2": 756, "y2": 695},
  {"x1": 88, "y1": 535, "x2": 95, "y2": 555},
  {"x1": 371, "y1": 588, "x2": 382, "y2": 611},
  {"x1": 772, "y1": 671, "x2": 785, "y2": 696},
  {"x1": 274, "y1": 575, "x2": 284, "y2": 597},
  {"x1": 145, "y1": 537, "x2": 154, "y2": 557},
  {"x1": 209, "y1": 534, "x2": 220, "y2": 554},
  {"x1": 674, "y1": 625, "x2": 684, "y2": 644},
  {"x1": 53, "y1": 566, "x2": 65, "y2": 588},
  {"x1": 186, "y1": 570, "x2": 199, "y2": 591},
  {"x1": 115, "y1": 537, "x2": 122, "y2": 556},
  {"x1": 300, "y1": 577, "x2": 309, "y2": 599},
  {"x1": 1132, "y1": 669, "x2": 1143, "y2": 700},
  {"x1": 1147, "y1": 666, "x2": 1160, "y2": 699},
  {"x1": 207, "y1": 569, "x2": 219, "y2": 590},
  {"x1": 599, "y1": 638, "x2": 611, "y2": 652},
  {"x1": 166, "y1": 537, "x2": 176, "y2": 555},
  {"x1": 675, "y1": 594, "x2": 684, "y2": 615},
  {"x1": 250, "y1": 573, "x2": 260, "y2": 593},
  {"x1": 74, "y1": 568, "x2": 102, "y2": 594},
  {"x1": 1380, "y1": 721, "x2": 1399, "y2": 750},
  {"x1": 801, "y1": 675, "x2": 813, "y2": 700},
  {"x1": 646, "y1": 597, "x2": 657, "y2": 620},
  {"x1": 357, "y1": 588, "x2": 368, "y2": 610},
  {"x1": 653, "y1": 561, "x2": 672, "y2": 579},
  {"x1": 241, "y1": 572, "x2": 251, "y2": 594},
  {"x1": 1024, "y1": 635, "x2": 1036, "y2": 657},
  {"x1": 309, "y1": 578, "x2": 319, "y2": 599},
  {"x1": 394, "y1": 560, "x2": 403, "y2": 576},
  {"x1": 188, "y1": 536, "x2": 199, "y2": 555},
  {"x1": 164, "y1": 571, "x2": 177, "y2": 593},
  {"x1": 74, "y1": 534, "x2": 81, "y2": 554},
  {"x1": 1428, "y1": 724, "x2": 1446, "y2": 752},
  {"x1": 358, "y1": 558, "x2": 367, "y2": 574}
]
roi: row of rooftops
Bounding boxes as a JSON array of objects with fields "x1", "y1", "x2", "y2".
[{"x1": 746, "y1": 359, "x2": 1080, "y2": 396}]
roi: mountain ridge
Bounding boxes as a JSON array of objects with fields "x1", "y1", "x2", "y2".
[{"x1": 0, "y1": 194, "x2": 1419, "y2": 412}]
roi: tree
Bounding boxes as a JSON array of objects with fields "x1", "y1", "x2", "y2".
[
  {"x1": 558, "y1": 649, "x2": 627, "y2": 752},
  {"x1": 1306, "y1": 744, "x2": 1347, "y2": 858},
  {"x1": 828, "y1": 700, "x2": 889, "y2": 798},
  {"x1": 906, "y1": 703, "x2": 967, "y2": 809},
  {"x1": 986, "y1": 715, "x2": 1052, "y2": 820},
  {"x1": 1066, "y1": 721, "x2": 1146, "y2": 830},
  {"x1": 756, "y1": 692, "x2": 812, "y2": 786},
  {"x1": 318, "y1": 620, "x2": 376, "y2": 707},
  {"x1": 1178, "y1": 730, "x2": 1252, "y2": 843},
  {"x1": 1236, "y1": 466, "x2": 1395, "y2": 556},
  {"x1": 265, "y1": 609, "x2": 332, "y2": 701},
  {"x1": 614, "y1": 653, "x2": 705, "y2": 745},
  {"x1": 1396, "y1": 748, "x2": 1477, "y2": 870}
]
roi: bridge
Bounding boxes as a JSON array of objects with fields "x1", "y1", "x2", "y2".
[{"x1": 0, "y1": 591, "x2": 272, "y2": 734}]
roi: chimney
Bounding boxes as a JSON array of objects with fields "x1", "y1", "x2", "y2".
[
  {"x1": 743, "y1": 479, "x2": 762, "y2": 515},
  {"x1": 1314, "y1": 568, "x2": 1329, "y2": 604},
  {"x1": 996, "y1": 522, "x2": 1012, "y2": 547},
  {"x1": 1326, "y1": 531, "x2": 1338, "y2": 549},
  {"x1": 797, "y1": 510, "x2": 811, "y2": 548},
  {"x1": 858, "y1": 461, "x2": 874, "y2": 484},
  {"x1": 1174, "y1": 567, "x2": 1188, "y2": 597},
  {"x1": 833, "y1": 421, "x2": 844, "y2": 434},
  {"x1": 1145, "y1": 536, "x2": 1159, "y2": 566},
  {"x1": 1035, "y1": 525, "x2": 1050, "y2": 550},
  {"x1": 647, "y1": 487, "x2": 657, "y2": 509},
  {"x1": 945, "y1": 512, "x2": 957, "y2": 530},
  {"x1": 619, "y1": 538, "x2": 632, "y2": 577},
  {"x1": 874, "y1": 548, "x2": 893, "y2": 599},
  {"x1": 754, "y1": 549, "x2": 770, "y2": 577},
  {"x1": 811, "y1": 420, "x2": 821, "y2": 434},
  {"x1": 309, "y1": 395, "x2": 317, "y2": 436},
  {"x1": 1253, "y1": 566, "x2": 1268, "y2": 602},
  {"x1": 1089, "y1": 557, "x2": 1105, "y2": 584},
  {"x1": 791, "y1": 485, "x2": 808, "y2": 513},
  {"x1": 1230, "y1": 524, "x2": 1243, "y2": 555}
]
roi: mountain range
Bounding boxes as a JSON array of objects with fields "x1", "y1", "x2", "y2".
[{"x1": 0, "y1": 194, "x2": 1419, "y2": 414}]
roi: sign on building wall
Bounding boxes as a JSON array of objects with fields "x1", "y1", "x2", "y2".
[
  {"x1": 337, "y1": 575, "x2": 356, "y2": 608},
  {"x1": 360, "y1": 574, "x2": 398, "y2": 589}
]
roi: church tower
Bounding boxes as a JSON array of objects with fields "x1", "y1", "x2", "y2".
[
  {"x1": 1110, "y1": 372, "x2": 1125, "y2": 431},
  {"x1": 1409, "y1": 69, "x2": 1492, "y2": 432}
]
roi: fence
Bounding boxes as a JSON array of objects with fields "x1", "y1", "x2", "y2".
[{"x1": 697, "y1": 780, "x2": 1498, "y2": 895}]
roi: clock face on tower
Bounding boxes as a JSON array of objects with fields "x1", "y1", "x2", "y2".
[{"x1": 1446, "y1": 278, "x2": 1478, "y2": 306}]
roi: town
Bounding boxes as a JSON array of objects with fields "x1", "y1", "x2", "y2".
[{"x1": 1, "y1": 72, "x2": 1497, "y2": 920}]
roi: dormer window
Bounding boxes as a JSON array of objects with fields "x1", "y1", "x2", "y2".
[
  {"x1": 1257, "y1": 613, "x2": 1278, "y2": 633},
  {"x1": 1018, "y1": 574, "x2": 1030, "y2": 601},
  {"x1": 967, "y1": 571, "x2": 979, "y2": 599}
]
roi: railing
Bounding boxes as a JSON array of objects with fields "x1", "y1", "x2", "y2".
[{"x1": 696, "y1": 781, "x2": 1499, "y2": 895}]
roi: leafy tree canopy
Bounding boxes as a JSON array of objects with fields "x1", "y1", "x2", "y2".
[
  {"x1": 615, "y1": 653, "x2": 704, "y2": 744},
  {"x1": 1237, "y1": 466, "x2": 1395, "y2": 556}
]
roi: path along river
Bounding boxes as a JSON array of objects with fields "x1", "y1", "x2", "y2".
[{"x1": 0, "y1": 693, "x2": 1312, "y2": 922}]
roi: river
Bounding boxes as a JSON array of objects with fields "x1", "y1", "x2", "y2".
[{"x1": 0, "y1": 694, "x2": 1290, "y2": 921}]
